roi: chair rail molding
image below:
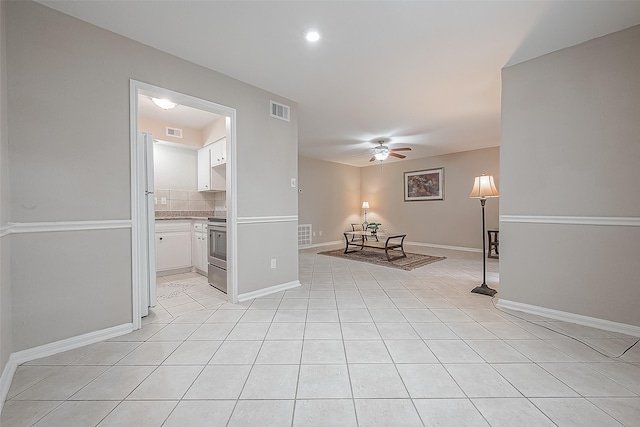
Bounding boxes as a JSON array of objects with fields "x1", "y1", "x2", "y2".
[
  {"x1": 4, "y1": 220, "x2": 132, "y2": 234},
  {"x1": 237, "y1": 215, "x2": 298, "y2": 224},
  {"x1": 0, "y1": 223, "x2": 12, "y2": 238},
  {"x1": 500, "y1": 215, "x2": 640, "y2": 227}
]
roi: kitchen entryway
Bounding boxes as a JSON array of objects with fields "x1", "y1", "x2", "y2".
[{"x1": 130, "y1": 80, "x2": 238, "y2": 330}]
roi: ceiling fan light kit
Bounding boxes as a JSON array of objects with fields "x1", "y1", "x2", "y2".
[
  {"x1": 369, "y1": 140, "x2": 411, "y2": 163},
  {"x1": 374, "y1": 146, "x2": 389, "y2": 161}
]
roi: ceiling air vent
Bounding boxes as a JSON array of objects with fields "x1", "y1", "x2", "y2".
[
  {"x1": 166, "y1": 126, "x2": 183, "y2": 138},
  {"x1": 270, "y1": 100, "x2": 290, "y2": 122}
]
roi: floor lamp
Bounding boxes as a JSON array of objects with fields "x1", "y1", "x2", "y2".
[
  {"x1": 469, "y1": 175, "x2": 499, "y2": 296},
  {"x1": 362, "y1": 201, "x2": 369, "y2": 229}
]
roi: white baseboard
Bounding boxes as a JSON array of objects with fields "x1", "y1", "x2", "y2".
[
  {"x1": 299, "y1": 240, "x2": 480, "y2": 253},
  {"x1": 299, "y1": 240, "x2": 342, "y2": 250},
  {"x1": 497, "y1": 299, "x2": 640, "y2": 338},
  {"x1": 0, "y1": 322, "x2": 133, "y2": 414},
  {"x1": 156, "y1": 267, "x2": 192, "y2": 277},
  {"x1": 0, "y1": 353, "x2": 18, "y2": 415},
  {"x1": 406, "y1": 241, "x2": 481, "y2": 253},
  {"x1": 238, "y1": 280, "x2": 301, "y2": 302}
]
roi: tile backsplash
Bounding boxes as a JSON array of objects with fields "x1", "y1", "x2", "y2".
[{"x1": 154, "y1": 189, "x2": 226, "y2": 212}]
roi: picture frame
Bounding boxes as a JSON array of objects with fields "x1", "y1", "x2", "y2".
[{"x1": 404, "y1": 167, "x2": 444, "y2": 201}]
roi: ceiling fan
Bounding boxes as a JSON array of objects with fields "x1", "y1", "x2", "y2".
[{"x1": 369, "y1": 140, "x2": 412, "y2": 162}]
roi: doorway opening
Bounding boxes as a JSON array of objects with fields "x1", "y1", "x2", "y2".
[{"x1": 129, "y1": 80, "x2": 237, "y2": 330}]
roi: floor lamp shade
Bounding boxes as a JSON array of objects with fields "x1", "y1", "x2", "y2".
[{"x1": 470, "y1": 175, "x2": 499, "y2": 199}]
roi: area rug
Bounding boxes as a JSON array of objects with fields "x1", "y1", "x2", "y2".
[{"x1": 319, "y1": 249, "x2": 446, "y2": 271}]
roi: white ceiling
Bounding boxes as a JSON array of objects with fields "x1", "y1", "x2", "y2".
[{"x1": 40, "y1": 1, "x2": 640, "y2": 166}]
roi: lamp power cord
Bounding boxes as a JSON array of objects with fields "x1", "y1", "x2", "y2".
[{"x1": 490, "y1": 295, "x2": 640, "y2": 360}]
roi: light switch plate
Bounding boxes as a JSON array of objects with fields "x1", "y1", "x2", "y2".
[{"x1": 291, "y1": 178, "x2": 297, "y2": 188}]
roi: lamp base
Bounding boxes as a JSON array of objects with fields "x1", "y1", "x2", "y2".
[{"x1": 471, "y1": 284, "x2": 497, "y2": 297}]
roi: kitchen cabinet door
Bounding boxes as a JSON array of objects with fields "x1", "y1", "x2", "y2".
[
  {"x1": 197, "y1": 146, "x2": 211, "y2": 191},
  {"x1": 156, "y1": 232, "x2": 192, "y2": 272},
  {"x1": 210, "y1": 138, "x2": 226, "y2": 167},
  {"x1": 192, "y1": 231, "x2": 202, "y2": 272},
  {"x1": 191, "y1": 223, "x2": 208, "y2": 273},
  {"x1": 201, "y1": 224, "x2": 209, "y2": 269}
]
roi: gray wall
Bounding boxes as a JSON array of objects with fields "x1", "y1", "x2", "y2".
[
  {"x1": 5, "y1": 1, "x2": 298, "y2": 351},
  {"x1": 360, "y1": 148, "x2": 500, "y2": 249},
  {"x1": 0, "y1": 0, "x2": 13, "y2": 377},
  {"x1": 500, "y1": 25, "x2": 640, "y2": 327},
  {"x1": 298, "y1": 156, "x2": 362, "y2": 244}
]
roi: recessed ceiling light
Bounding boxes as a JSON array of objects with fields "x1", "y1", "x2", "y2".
[
  {"x1": 305, "y1": 30, "x2": 320, "y2": 42},
  {"x1": 151, "y1": 97, "x2": 177, "y2": 110}
]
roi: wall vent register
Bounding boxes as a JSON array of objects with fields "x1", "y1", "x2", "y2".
[
  {"x1": 166, "y1": 126, "x2": 183, "y2": 138},
  {"x1": 270, "y1": 100, "x2": 290, "y2": 122},
  {"x1": 298, "y1": 224, "x2": 312, "y2": 246}
]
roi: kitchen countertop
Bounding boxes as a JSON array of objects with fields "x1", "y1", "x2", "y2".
[
  {"x1": 155, "y1": 216, "x2": 210, "y2": 221},
  {"x1": 155, "y1": 210, "x2": 225, "y2": 221}
]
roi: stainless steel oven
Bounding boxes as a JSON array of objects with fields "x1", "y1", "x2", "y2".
[{"x1": 207, "y1": 218, "x2": 227, "y2": 293}]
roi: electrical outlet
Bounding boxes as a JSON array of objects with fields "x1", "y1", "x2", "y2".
[
  {"x1": 313, "y1": 232, "x2": 316, "y2": 236},
  {"x1": 271, "y1": 259, "x2": 277, "y2": 269},
  {"x1": 154, "y1": 197, "x2": 158, "y2": 205},
  {"x1": 161, "y1": 197, "x2": 167, "y2": 205},
  {"x1": 319, "y1": 231, "x2": 322, "y2": 236}
]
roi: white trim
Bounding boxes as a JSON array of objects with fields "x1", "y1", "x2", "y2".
[
  {"x1": 298, "y1": 240, "x2": 481, "y2": 252},
  {"x1": 0, "y1": 354, "x2": 18, "y2": 414},
  {"x1": 299, "y1": 240, "x2": 342, "y2": 249},
  {"x1": 237, "y1": 280, "x2": 301, "y2": 302},
  {"x1": 11, "y1": 323, "x2": 134, "y2": 365},
  {"x1": 7, "y1": 220, "x2": 131, "y2": 234},
  {"x1": 405, "y1": 241, "x2": 481, "y2": 253},
  {"x1": 237, "y1": 215, "x2": 298, "y2": 224},
  {"x1": 0, "y1": 323, "x2": 133, "y2": 412},
  {"x1": 130, "y1": 81, "x2": 143, "y2": 330},
  {"x1": 130, "y1": 80, "x2": 239, "y2": 310},
  {"x1": 500, "y1": 215, "x2": 640, "y2": 227},
  {"x1": 0, "y1": 223, "x2": 12, "y2": 238},
  {"x1": 227, "y1": 114, "x2": 238, "y2": 304},
  {"x1": 496, "y1": 299, "x2": 640, "y2": 338}
]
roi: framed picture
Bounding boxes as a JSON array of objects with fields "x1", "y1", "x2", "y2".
[{"x1": 404, "y1": 168, "x2": 444, "y2": 201}]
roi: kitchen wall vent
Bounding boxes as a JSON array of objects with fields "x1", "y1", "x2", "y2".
[
  {"x1": 166, "y1": 126, "x2": 183, "y2": 138},
  {"x1": 270, "y1": 100, "x2": 290, "y2": 122},
  {"x1": 298, "y1": 224, "x2": 312, "y2": 246}
]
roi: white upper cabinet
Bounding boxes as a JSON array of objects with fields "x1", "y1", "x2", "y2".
[
  {"x1": 210, "y1": 138, "x2": 226, "y2": 167},
  {"x1": 197, "y1": 146, "x2": 211, "y2": 191},
  {"x1": 198, "y1": 138, "x2": 227, "y2": 192}
]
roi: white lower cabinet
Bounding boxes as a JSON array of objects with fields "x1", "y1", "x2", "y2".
[
  {"x1": 192, "y1": 221, "x2": 208, "y2": 273},
  {"x1": 156, "y1": 221, "x2": 192, "y2": 273}
]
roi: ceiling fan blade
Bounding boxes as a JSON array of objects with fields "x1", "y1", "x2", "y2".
[
  {"x1": 369, "y1": 156, "x2": 377, "y2": 162},
  {"x1": 389, "y1": 152, "x2": 406, "y2": 159},
  {"x1": 390, "y1": 147, "x2": 411, "y2": 152}
]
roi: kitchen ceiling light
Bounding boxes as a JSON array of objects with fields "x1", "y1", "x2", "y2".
[
  {"x1": 151, "y1": 97, "x2": 178, "y2": 110},
  {"x1": 305, "y1": 30, "x2": 320, "y2": 42}
]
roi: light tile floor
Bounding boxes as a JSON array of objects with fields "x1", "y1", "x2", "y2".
[{"x1": 2, "y1": 245, "x2": 640, "y2": 426}]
